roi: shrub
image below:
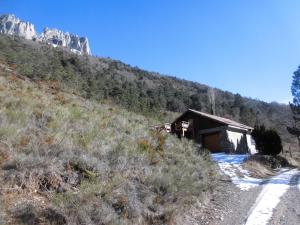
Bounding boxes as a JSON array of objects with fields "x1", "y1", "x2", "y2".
[
  {"x1": 11, "y1": 203, "x2": 67, "y2": 225},
  {"x1": 0, "y1": 204, "x2": 5, "y2": 225},
  {"x1": 252, "y1": 125, "x2": 283, "y2": 155},
  {"x1": 0, "y1": 144, "x2": 11, "y2": 165},
  {"x1": 246, "y1": 154, "x2": 290, "y2": 169}
]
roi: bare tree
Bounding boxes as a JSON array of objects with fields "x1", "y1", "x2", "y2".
[{"x1": 208, "y1": 87, "x2": 215, "y2": 115}]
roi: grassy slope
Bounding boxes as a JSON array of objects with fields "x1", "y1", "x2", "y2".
[
  {"x1": 0, "y1": 63, "x2": 217, "y2": 224},
  {"x1": 0, "y1": 35, "x2": 295, "y2": 149}
]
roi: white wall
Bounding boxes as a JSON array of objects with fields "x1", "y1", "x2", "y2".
[
  {"x1": 246, "y1": 134, "x2": 258, "y2": 154},
  {"x1": 226, "y1": 130, "x2": 258, "y2": 154},
  {"x1": 226, "y1": 130, "x2": 244, "y2": 150}
]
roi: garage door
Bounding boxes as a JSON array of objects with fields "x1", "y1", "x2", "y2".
[{"x1": 203, "y1": 132, "x2": 222, "y2": 152}]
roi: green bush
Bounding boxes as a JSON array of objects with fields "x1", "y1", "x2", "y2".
[{"x1": 252, "y1": 125, "x2": 283, "y2": 155}]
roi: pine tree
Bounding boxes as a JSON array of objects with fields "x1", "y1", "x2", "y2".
[{"x1": 287, "y1": 66, "x2": 300, "y2": 153}]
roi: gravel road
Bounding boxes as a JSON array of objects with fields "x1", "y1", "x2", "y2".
[
  {"x1": 268, "y1": 173, "x2": 300, "y2": 225},
  {"x1": 203, "y1": 169, "x2": 300, "y2": 225},
  {"x1": 199, "y1": 176, "x2": 263, "y2": 225}
]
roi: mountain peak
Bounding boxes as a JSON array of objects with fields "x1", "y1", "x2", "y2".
[{"x1": 0, "y1": 14, "x2": 91, "y2": 55}]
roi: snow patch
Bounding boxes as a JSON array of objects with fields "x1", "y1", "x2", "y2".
[
  {"x1": 298, "y1": 175, "x2": 300, "y2": 192},
  {"x1": 244, "y1": 169, "x2": 298, "y2": 225},
  {"x1": 211, "y1": 153, "x2": 262, "y2": 191}
]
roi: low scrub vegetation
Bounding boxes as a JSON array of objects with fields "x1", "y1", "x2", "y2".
[
  {"x1": 244, "y1": 155, "x2": 290, "y2": 178},
  {"x1": 0, "y1": 65, "x2": 217, "y2": 224}
]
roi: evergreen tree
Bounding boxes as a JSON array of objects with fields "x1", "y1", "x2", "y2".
[
  {"x1": 252, "y1": 125, "x2": 282, "y2": 155},
  {"x1": 287, "y1": 66, "x2": 300, "y2": 152},
  {"x1": 251, "y1": 125, "x2": 266, "y2": 152}
]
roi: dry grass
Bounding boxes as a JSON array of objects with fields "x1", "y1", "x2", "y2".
[
  {"x1": 243, "y1": 154, "x2": 293, "y2": 179},
  {"x1": 284, "y1": 155, "x2": 300, "y2": 169},
  {"x1": 0, "y1": 64, "x2": 217, "y2": 225},
  {"x1": 243, "y1": 160, "x2": 274, "y2": 178}
]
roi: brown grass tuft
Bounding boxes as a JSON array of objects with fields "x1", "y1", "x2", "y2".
[
  {"x1": 18, "y1": 136, "x2": 30, "y2": 148},
  {"x1": 0, "y1": 144, "x2": 11, "y2": 165},
  {"x1": 243, "y1": 160, "x2": 274, "y2": 178},
  {"x1": 54, "y1": 94, "x2": 67, "y2": 105}
]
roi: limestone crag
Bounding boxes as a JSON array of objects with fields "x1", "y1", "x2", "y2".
[
  {"x1": 41, "y1": 28, "x2": 91, "y2": 55},
  {"x1": 0, "y1": 14, "x2": 37, "y2": 40},
  {"x1": 0, "y1": 14, "x2": 91, "y2": 55}
]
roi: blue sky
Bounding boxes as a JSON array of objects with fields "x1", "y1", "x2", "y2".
[{"x1": 1, "y1": 0, "x2": 300, "y2": 103}]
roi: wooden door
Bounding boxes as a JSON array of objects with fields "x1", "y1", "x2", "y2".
[{"x1": 203, "y1": 132, "x2": 222, "y2": 152}]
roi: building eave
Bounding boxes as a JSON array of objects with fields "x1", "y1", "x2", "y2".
[{"x1": 172, "y1": 108, "x2": 253, "y2": 131}]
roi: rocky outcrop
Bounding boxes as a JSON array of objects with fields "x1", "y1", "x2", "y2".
[
  {"x1": 40, "y1": 28, "x2": 91, "y2": 55},
  {"x1": 0, "y1": 14, "x2": 37, "y2": 40},
  {"x1": 0, "y1": 14, "x2": 91, "y2": 55}
]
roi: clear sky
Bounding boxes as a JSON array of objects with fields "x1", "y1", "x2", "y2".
[{"x1": 1, "y1": 0, "x2": 300, "y2": 103}]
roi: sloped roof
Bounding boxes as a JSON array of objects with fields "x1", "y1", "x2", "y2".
[{"x1": 175, "y1": 109, "x2": 253, "y2": 130}]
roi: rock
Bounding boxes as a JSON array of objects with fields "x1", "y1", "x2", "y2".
[
  {"x1": 0, "y1": 14, "x2": 91, "y2": 55},
  {"x1": 40, "y1": 27, "x2": 91, "y2": 55},
  {"x1": 0, "y1": 14, "x2": 37, "y2": 40}
]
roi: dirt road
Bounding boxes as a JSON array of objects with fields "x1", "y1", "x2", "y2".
[
  {"x1": 244, "y1": 169, "x2": 299, "y2": 225},
  {"x1": 268, "y1": 172, "x2": 300, "y2": 225},
  {"x1": 205, "y1": 168, "x2": 300, "y2": 225}
]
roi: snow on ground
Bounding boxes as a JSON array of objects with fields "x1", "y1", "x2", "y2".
[
  {"x1": 298, "y1": 175, "x2": 300, "y2": 192},
  {"x1": 211, "y1": 153, "x2": 262, "y2": 191},
  {"x1": 244, "y1": 169, "x2": 299, "y2": 225},
  {"x1": 211, "y1": 153, "x2": 300, "y2": 224}
]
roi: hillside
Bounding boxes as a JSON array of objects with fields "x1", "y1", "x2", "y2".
[
  {"x1": 0, "y1": 34, "x2": 294, "y2": 147},
  {"x1": 0, "y1": 62, "x2": 217, "y2": 224}
]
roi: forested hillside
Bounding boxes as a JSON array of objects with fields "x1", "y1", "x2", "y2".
[{"x1": 0, "y1": 34, "x2": 294, "y2": 146}]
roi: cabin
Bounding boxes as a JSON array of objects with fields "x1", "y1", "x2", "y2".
[{"x1": 172, "y1": 109, "x2": 257, "y2": 154}]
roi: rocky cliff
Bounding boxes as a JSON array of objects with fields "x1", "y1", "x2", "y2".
[
  {"x1": 0, "y1": 14, "x2": 37, "y2": 40},
  {"x1": 0, "y1": 14, "x2": 91, "y2": 55},
  {"x1": 40, "y1": 27, "x2": 91, "y2": 55}
]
